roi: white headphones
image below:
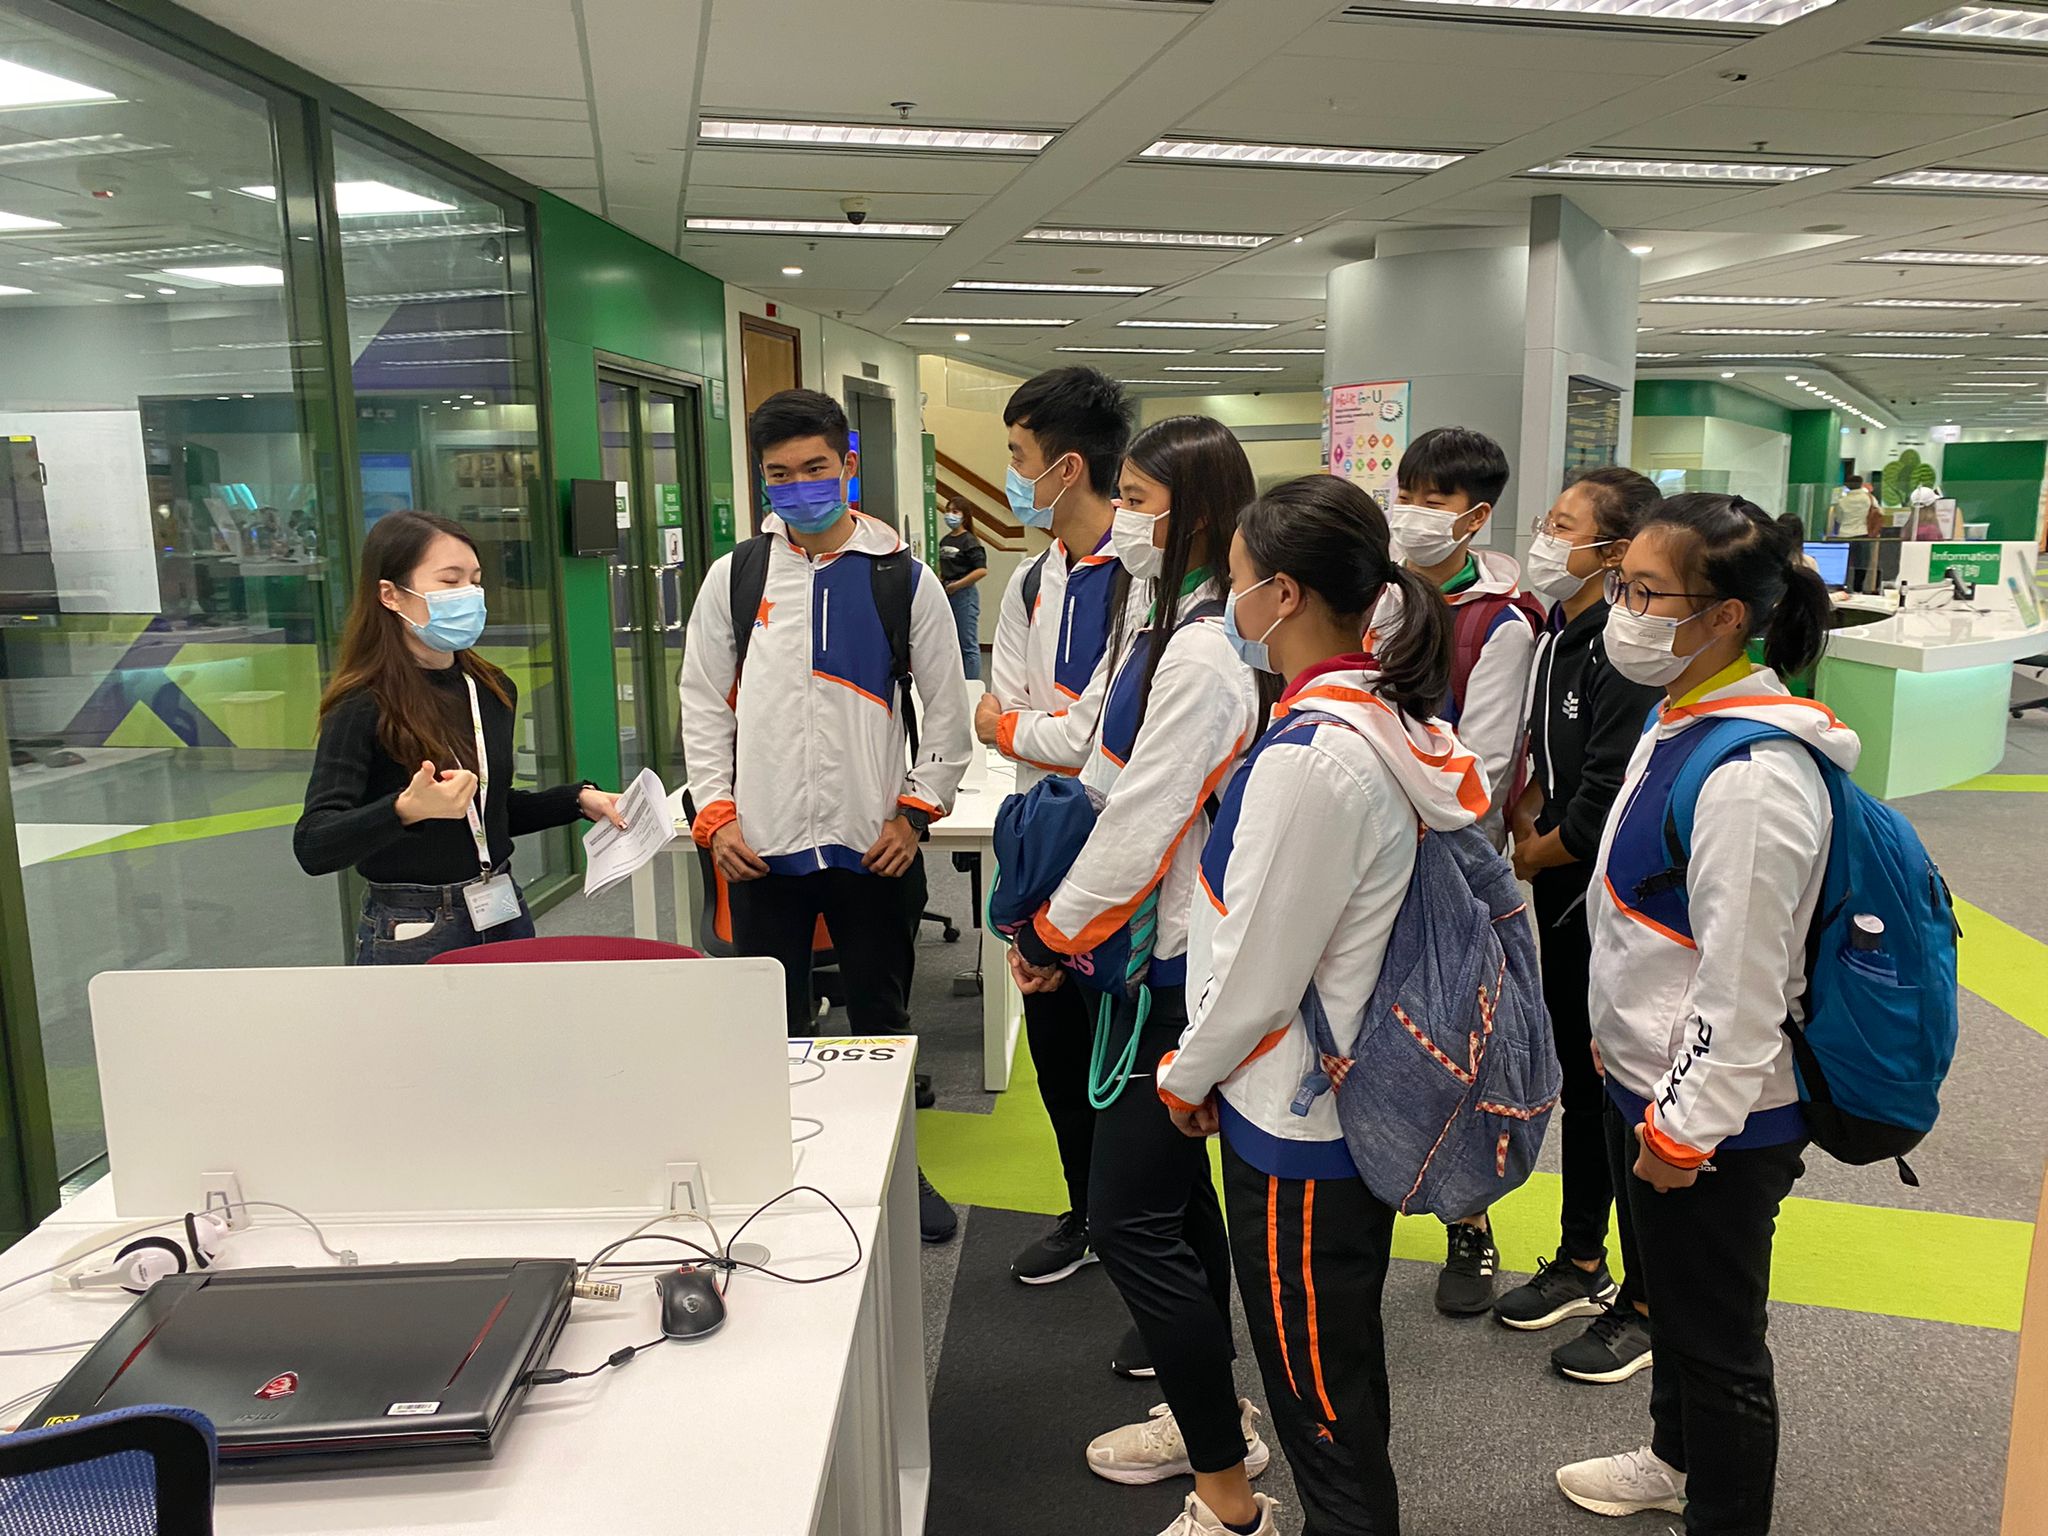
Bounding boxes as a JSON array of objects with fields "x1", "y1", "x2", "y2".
[{"x1": 51, "y1": 1211, "x2": 234, "y2": 1296}]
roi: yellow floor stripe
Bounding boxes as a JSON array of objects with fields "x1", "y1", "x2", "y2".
[
  {"x1": 1948, "y1": 774, "x2": 2048, "y2": 792},
  {"x1": 1956, "y1": 897, "x2": 2048, "y2": 1040}
]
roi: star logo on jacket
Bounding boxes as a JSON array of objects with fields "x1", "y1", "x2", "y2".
[
  {"x1": 1562, "y1": 690, "x2": 1580, "y2": 721},
  {"x1": 754, "y1": 598, "x2": 775, "y2": 631}
]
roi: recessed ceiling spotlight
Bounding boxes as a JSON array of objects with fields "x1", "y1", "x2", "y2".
[
  {"x1": 1293, "y1": 236, "x2": 1304, "y2": 243},
  {"x1": 954, "y1": 332, "x2": 970, "y2": 341},
  {"x1": 781, "y1": 265, "x2": 803, "y2": 276},
  {"x1": 155, "y1": 286, "x2": 176, "y2": 295},
  {"x1": 1721, "y1": 370, "x2": 1736, "y2": 378},
  {"x1": 123, "y1": 291, "x2": 145, "y2": 299},
  {"x1": 1629, "y1": 244, "x2": 1654, "y2": 255}
]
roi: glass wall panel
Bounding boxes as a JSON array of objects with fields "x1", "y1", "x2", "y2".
[
  {"x1": 328, "y1": 123, "x2": 568, "y2": 879},
  {"x1": 0, "y1": 0, "x2": 344, "y2": 1173}
]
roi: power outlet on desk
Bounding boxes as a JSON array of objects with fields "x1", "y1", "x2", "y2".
[{"x1": 666, "y1": 1162, "x2": 711, "y2": 1220}]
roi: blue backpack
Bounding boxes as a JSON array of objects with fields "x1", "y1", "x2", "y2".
[
  {"x1": 1647, "y1": 717, "x2": 1961, "y2": 1183},
  {"x1": 1296, "y1": 754, "x2": 1560, "y2": 1221}
]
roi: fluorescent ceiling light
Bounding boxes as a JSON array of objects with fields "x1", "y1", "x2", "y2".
[
  {"x1": 1947, "y1": 381, "x2": 2033, "y2": 388},
  {"x1": 0, "y1": 209, "x2": 61, "y2": 232},
  {"x1": 1647, "y1": 294, "x2": 1823, "y2": 306},
  {"x1": 698, "y1": 118, "x2": 1053, "y2": 154},
  {"x1": 1700, "y1": 351, "x2": 1825, "y2": 358},
  {"x1": 0, "y1": 59, "x2": 115, "y2": 109},
  {"x1": 1680, "y1": 327, "x2": 1825, "y2": 336},
  {"x1": 954, "y1": 279, "x2": 1152, "y2": 295},
  {"x1": 2012, "y1": 334, "x2": 2048, "y2": 340},
  {"x1": 1231, "y1": 347, "x2": 1324, "y2": 354},
  {"x1": 1972, "y1": 369, "x2": 2048, "y2": 374},
  {"x1": 1404, "y1": 1, "x2": 1833, "y2": 20},
  {"x1": 1163, "y1": 365, "x2": 1284, "y2": 373},
  {"x1": 161, "y1": 264, "x2": 284, "y2": 286},
  {"x1": 685, "y1": 216, "x2": 951, "y2": 238},
  {"x1": 0, "y1": 133, "x2": 159, "y2": 167},
  {"x1": 1118, "y1": 378, "x2": 1223, "y2": 385},
  {"x1": 1985, "y1": 354, "x2": 2048, "y2": 361},
  {"x1": 1118, "y1": 319, "x2": 1277, "y2": 330},
  {"x1": 1025, "y1": 228, "x2": 1270, "y2": 250},
  {"x1": 240, "y1": 181, "x2": 455, "y2": 216},
  {"x1": 1907, "y1": 7, "x2": 2048, "y2": 45},
  {"x1": 1848, "y1": 352, "x2": 1965, "y2": 359},
  {"x1": 903, "y1": 316, "x2": 1072, "y2": 326},
  {"x1": 1636, "y1": 352, "x2": 1680, "y2": 359},
  {"x1": 346, "y1": 286, "x2": 511, "y2": 306},
  {"x1": 1529, "y1": 157, "x2": 1827, "y2": 182},
  {"x1": 1139, "y1": 138, "x2": 1462, "y2": 172},
  {"x1": 1857, "y1": 249, "x2": 2048, "y2": 266},
  {"x1": 0, "y1": 284, "x2": 30, "y2": 296},
  {"x1": 1851, "y1": 330, "x2": 1985, "y2": 338},
  {"x1": 1852, "y1": 297, "x2": 2023, "y2": 309},
  {"x1": 1055, "y1": 346, "x2": 1196, "y2": 355},
  {"x1": 1872, "y1": 169, "x2": 2048, "y2": 193}
]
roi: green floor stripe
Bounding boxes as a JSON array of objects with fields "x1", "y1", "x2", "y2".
[
  {"x1": 1947, "y1": 774, "x2": 2048, "y2": 792},
  {"x1": 1956, "y1": 897, "x2": 2048, "y2": 1040},
  {"x1": 918, "y1": 1030, "x2": 2031, "y2": 1332},
  {"x1": 51, "y1": 804, "x2": 301, "y2": 862}
]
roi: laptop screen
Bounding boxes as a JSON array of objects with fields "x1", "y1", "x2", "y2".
[{"x1": 1803, "y1": 541, "x2": 1850, "y2": 589}]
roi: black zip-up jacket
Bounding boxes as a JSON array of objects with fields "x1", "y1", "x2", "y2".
[{"x1": 1527, "y1": 597, "x2": 1667, "y2": 865}]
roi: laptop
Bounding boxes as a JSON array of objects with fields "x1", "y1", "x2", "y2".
[
  {"x1": 28, "y1": 1259, "x2": 576, "y2": 1473},
  {"x1": 1803, "y1": 541, "x2": 1850, "y2": 591}
]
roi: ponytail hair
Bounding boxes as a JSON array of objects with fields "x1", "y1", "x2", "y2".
[
  {"x1": 1237, "y1": 475, "x2": 1453, "y2": 718},
  {"x1": 1640, "y1": 493, "x2": 1831, "y2": 676}
]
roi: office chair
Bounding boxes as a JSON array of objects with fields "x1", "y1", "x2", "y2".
[
  {"x1": 429, "y1": 936, "x2": 706, "y2": 964},
  {"x1": 0, "y1": 1403, "x2": 216, "y2": 1535},
  {"x1": 2014, "y1": 657, "x2": 2048, "y2": 719}
]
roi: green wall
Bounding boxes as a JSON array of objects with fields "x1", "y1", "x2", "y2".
[
  {"x1": 536, "y1": 192, "x2": 735, "y2": 791},
  {"x1": 1787, "y1": 408, "x2": 1841, "y2": 486},
  {"x1": 1940, "y1": 439, "x2": 2046, "y2": 542},
  {"x1": 1634, "y1": 378, "x2": 1796, "y2": 435}
]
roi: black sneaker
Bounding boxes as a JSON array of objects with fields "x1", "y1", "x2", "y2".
[
  {"x1": 1493, "y1": 1251, "x2": 1620, "y2": 1331},
  {"x1": 1435, "y1": 1221, "x2": 1500, "y2": 1315},
  {"x1": 1010, "y1": 1210, "x2": 1095, "y2": 1285},
  {"x1": 919, "y1": 1170, "x2": 958, "y2": 1244},
  {"x1": 1552, "y1": 1302, "x2": 1654, "y2": 1384},
  {"x1": 915, "y1": 1074, "x2": 936, "y2": 1111},
  {"x1": 1110, "y1": 1323, "x2": 1155, "y2": 1380}
]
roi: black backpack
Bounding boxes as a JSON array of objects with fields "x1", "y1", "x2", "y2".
[
  {"x1": 1019, "y1": 548, "x2": 1052, "y2": 618},
  {"x1": 727, "y1": 532, "x2": 920, "y2": 754}
]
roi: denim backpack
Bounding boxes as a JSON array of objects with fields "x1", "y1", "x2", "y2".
[
  {"x1": 1296, "y1": 810, "x2": 1559, "y2": 1221},
  {"x1": 1647, "y1": 717, "x2": 1960, "y2": 1182}
]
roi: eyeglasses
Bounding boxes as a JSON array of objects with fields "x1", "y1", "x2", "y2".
[{"x1": 1603, "y1": 569, "x2": 1719, "y2": 617}]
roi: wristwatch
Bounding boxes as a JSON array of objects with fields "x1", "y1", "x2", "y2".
[{"x1": 899, "y1": 807, "x2": 933, "y2": 838}]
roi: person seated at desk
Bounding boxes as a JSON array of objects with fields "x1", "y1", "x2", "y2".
[{"x1": 294, "y1": 510, "x2": 623, "y2": 964}]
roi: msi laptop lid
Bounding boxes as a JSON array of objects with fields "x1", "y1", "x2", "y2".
[{"x1": 29, "y1": 1259, "x2": 575, "y2": 1474}]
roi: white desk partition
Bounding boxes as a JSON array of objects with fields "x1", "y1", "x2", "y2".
[{"x1": 90, "y1": 958, "x2": 793, "y2": 1217}]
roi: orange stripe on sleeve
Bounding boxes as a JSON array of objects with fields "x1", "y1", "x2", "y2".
[
  {"x1": 1268, "y1": 1178, "x2": 1300, "y2": 1400},
  {"x1": 691, "y1": 798, "x2": 737, "y2": 849},
  {"x1": 1153, "y1": 1049, "x2": 1205, "y2": 1115},
  {"x1": 1662, "y1": 694, "x2": 1840, "y2": 728},
  {"x1": 898, "y1": 796, "x2": 945, "y2": 821},
  {"x1": 1643, "y1": 1101, "x2": 1713, "y2": 1170},
  {"x1": 995, "y1": 710, "x2": 1020, "y2": 759},
  {"x1": 1302, "y1": 1181, "x2": 1337, "y2": 1422}
]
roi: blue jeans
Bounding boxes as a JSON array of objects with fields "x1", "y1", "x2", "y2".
[
  {"x1": 948, "y1": 587, "x2": 980, "y2": 681},
  {"x1": 353, "y1": 870, "x2": 536, "y2": 965}
]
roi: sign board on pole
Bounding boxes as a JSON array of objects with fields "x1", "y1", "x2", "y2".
[{"x1": 1328, "y1": 381, "x2": 1411, "y2": 513}]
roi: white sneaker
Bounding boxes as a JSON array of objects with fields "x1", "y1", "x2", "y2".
[
  {"x1": 1158, "y1": 1491, "x2": 1276, "y2": 1535},
  {"x1": 1085, "y1": 1397, "x2": 1272, "y2": 1485},
  {"x1": 1556, "y1": 1445, "x2": 1688, "y2": 1517}
]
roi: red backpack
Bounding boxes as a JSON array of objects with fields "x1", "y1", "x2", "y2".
[{"x1": 1448, "y1": 591, "x2": 1545, "y2": 804}]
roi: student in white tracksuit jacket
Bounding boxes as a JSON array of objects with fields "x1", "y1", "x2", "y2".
[
  {"x1": 1007, "y1": 417, "x2": 1270, "y2": 1536},
  {"x1": 1155, "y1": 474, "x2": 1483, "y2": 1536},
  {"x1": 1557, "y1": 494, "x2": 1848, "y2": 1536}
]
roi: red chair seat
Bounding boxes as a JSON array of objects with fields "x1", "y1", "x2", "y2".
[{"x1": 428, "y1": 936, "x2": 706, "y2": 964}]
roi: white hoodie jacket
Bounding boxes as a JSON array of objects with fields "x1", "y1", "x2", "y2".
[
  {"x1": 1589, "y1": 665, "x2": 1860, "y2": 1165},
  {"x1": 1023, "y1": 583, "x2": 1259, "y2": 984},
  {"x1": 987, "y1": 529, "x2": 1130, "y2": 793},
  {"x1": 1155, "y1": 663, "x2": 1491, "y2": 1177},
  {"x1": 678, "y1": 512, "x2": 971, "y2": 872},
  {"x1": 1443, "y1": 547, "x2": 1539, "y2": 848}
]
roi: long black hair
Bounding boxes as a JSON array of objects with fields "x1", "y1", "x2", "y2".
[
  {"x1": 1638, "y1": 492, "x2": 1831, "y2": 676},
  {"x1": 1236, "y1": 476, "x2": 1454, "y2": 719},
  {"x1": 1113, "y1": 415, "x2": 1261, "y2": 728}
]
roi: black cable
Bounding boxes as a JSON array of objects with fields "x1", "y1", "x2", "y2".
[
  {"x1": 524, "y1": 1336, "x2": 666, "y2": 1387},
  {"x1": 718, "y1": 1185, "x2": 864, "y2": 1286}
]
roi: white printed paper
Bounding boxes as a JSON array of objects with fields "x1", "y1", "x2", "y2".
[{"x1": 581, "y1": 767, "x2": 679, "y2": 899}]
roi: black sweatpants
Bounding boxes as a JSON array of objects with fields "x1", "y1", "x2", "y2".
[
  {"x1": 1535, "y1": 865, "x2": 1643, "y2": 1304},
  {"x1": 1088, "y1": 986, "x2": 1242, "y2": 1474},
  {"x1": 1605, "y1": 1099, "x2": 1806, "y2": 1536},
  {"x1": 1024, "y1": 981, "x2": 1096, "y2": 1220},
  {"x1": 1223, "y1": 1143, "x2": 1400, "y2": 1536},
  {"x1": 728, "y1": 857, "x2": 927, "y2": 1036}
]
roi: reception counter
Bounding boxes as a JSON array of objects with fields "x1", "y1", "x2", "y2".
[{"x1": 1818, "y1": 589, "x2": 2048, "y2": 798}]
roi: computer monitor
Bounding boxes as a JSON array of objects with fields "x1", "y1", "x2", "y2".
[{"x1": 1804, "y1": 541, "x2": 1850, "y2": 590}]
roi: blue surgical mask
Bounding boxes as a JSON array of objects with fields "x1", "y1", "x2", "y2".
[
  {"x1": 1223, "y1": 578, "x2": 1282, "y2": 674},
  {"x1": 1005, "y1": 454, "x2": 1072, "y2": 530},
  {"x1": 764, "y1": 476, "x2": 848, "y2": 534},
  {"x1": 403, "y1": 585, "x2": 487, "y2": 653}
]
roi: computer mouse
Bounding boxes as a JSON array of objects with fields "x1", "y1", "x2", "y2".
[{"x1": 656, "y1": 1267, "x2": 726, "y2": 1339}]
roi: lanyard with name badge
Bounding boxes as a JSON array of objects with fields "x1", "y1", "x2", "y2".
[{"x1": 459, "y1": 673, "x2": 522, "y2": 931}]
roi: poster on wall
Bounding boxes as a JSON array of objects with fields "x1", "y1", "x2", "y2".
[{"x1": 1328, "y1": 381, "x2": 1410, "y2": 512}]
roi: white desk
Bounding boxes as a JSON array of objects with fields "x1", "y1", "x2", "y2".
[
  {"x1": 637, "y1": 762, "x2": 1026, "y2": 1092},
  {"x1": 0, "y1": 1042, "x2": 927, "y2": 1536}
]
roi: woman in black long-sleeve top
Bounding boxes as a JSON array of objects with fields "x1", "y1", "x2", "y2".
[
  {"x1": 295, "y1": 510, "x2": 622, "y2": 964},
  {"x1": 1494, "y1": 467, "x2": 1666, "y2": 1384}
]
